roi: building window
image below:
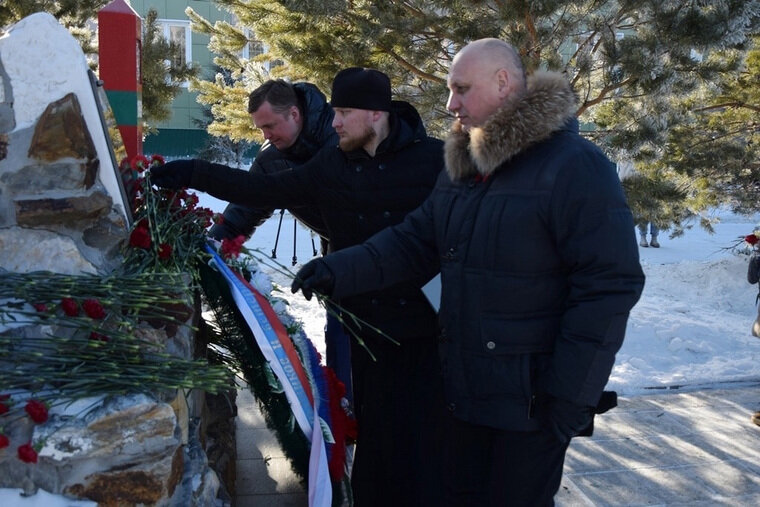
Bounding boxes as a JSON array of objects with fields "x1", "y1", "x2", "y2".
[
  {"x1": 158, "y1": 19, "x2": 191, "y2": 78},
  {"x1": 244, "y1": 39, "x2": 266, "y2": 59}
]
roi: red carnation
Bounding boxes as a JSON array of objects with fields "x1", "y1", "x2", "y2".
[
  {"x1": 131, "y1": 154, "x2": 150, "y2": 172},
  {"x1": 213, "y1": 213, "x2": 224, "y2": 225},
  {"x1": 33, "y1": 303, "x2": 48, "y2": 312},
  {"x1": 25, "y1": 400, "x2": 48, "y2": 424},
  {"x1": 221, "y1": 235, "x2": 246, "y2": 259},
  {"x1": 150, "y1": 154, "x2": 165, "y2": 166},
  {"x1": 195, "y1": 208, "x2": 213, "y2": 228},
  {"x1": 61, "y1": 297, "x2": 79, "y2": 317},
  {"x1": 129, "y1": 227, "x2": 152, "y2": 249},
  {"x1": 17, "y1": 442, "x2": 38, "y2": 463},
  {"x1": 89, "y1": 331, "x2": 110, "y2": 342},
  {"x1": 0, "y1": 402, "x2": 8, "y2": 415},
  {"x1": 82, "y1": 299, "x2": 106, "y2": 320},
  {"x1": 185, "y1": 193, "x2": 199, "y2": 207},
  {"x1": 746, "y1": 234, "x2": 759, "y2": 246},
  {"x1": 0, "y1": 434, "x2": 8, "y2": 449},
  {"x1": 158, "y1": 243, "x2": 173, "y2": 260}
]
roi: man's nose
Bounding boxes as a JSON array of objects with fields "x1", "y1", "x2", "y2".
[{"x1": 446, "y1": 94, "x2": 459, "y2": 112}]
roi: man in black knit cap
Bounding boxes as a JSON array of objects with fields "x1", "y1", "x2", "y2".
[{"x1": 153, "y1": 67, "x2": 446, "y2": 506}]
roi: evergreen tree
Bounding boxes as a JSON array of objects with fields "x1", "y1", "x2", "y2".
[
  {"x1": 652, "y1": 36, "x2": 760, "y2": 216},
  {"x1": 0, "y1": 1, "x2": 109, "y2": 57},
  {"x1": 192, "y1": 67, "x2": 255, "y2": 165},
  {"x1": 189, "y1": 1, "x2": 759, "y2": 227},
  {"x1": 141, "y1": 8, "x2": 198, "y2": 130}
]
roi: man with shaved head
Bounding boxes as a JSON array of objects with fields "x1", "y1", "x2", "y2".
[{"x1": 293, "y1": 38, "x2": 644, "y2": 504}]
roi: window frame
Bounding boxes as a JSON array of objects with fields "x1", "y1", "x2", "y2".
[{"x1": 157, "y1": 18, "x2": 192, "y2": 87}]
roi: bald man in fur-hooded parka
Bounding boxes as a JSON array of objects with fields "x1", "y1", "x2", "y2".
[{"x1": 292, "y1": 38, "x2": 645, "y2": 505}]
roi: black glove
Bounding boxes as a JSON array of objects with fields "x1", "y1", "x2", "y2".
[
  {"x1": 291, "y1": 259, "x2": 335, "y2": 301},
  {"x1": 150, "y1": 159, "x2": 195, "y2": 189},
  {"x1": 548, "y1": 396, "x2": 594, "y2": 444}
]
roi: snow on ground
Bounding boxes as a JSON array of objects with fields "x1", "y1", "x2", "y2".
[{"x1": 611, "y1": 210, "x2": 760, "y2": 394}]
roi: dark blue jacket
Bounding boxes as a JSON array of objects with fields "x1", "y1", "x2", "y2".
[
  {"x1": 320, "y1": 72, "x2": 645, "y2": 430},
  {"x1": 208, "y1": 82, "x2": 337, "y2": 244}
]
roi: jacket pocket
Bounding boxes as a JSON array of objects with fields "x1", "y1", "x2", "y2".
[
  {"x1": 461, "y1": 352, "x2": 531, "y2": 401},
  {"x1": 479, "y1": 316, "x2": 558, "y2": 354}
]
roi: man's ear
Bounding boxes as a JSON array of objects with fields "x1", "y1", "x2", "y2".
[
  {"x1": 290, "y1": 105, "x2": 301, "y2": 122},
  {"x1": 496, "y1": 68, "x2": 511, "y2": 97}
]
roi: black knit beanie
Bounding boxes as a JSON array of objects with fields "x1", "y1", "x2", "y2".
[{"x1": 330, "y1": 67, "x2": 392, "y2": 111}]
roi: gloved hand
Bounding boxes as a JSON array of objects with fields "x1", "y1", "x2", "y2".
[
  {"x1": 150, "y1": 159, "x2": 195, "y2": 189},
  {"x1": 291, "y1": 259, "x2": 335, "y2": 301},
  {"x1": 548, "y1": 396, "x2": 594, "y2": 444}
]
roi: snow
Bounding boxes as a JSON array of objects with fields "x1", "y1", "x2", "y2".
[{"x1": 0, "y1": 489, "x2": 96, "y2": 506}]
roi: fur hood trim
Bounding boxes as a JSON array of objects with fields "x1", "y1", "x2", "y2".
[{"x1": 445, "y1": 71, "x2": 577, "y2": 180}]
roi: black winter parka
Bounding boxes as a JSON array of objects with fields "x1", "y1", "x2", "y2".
[
  {"x1": 318, "y1": 72, "x2": 646, "y2": 431},
  {"x1": 192, "y1": 101, "x2": 443, "y2": 343},
  {"x1": 208, "y1": 82, "x2": 337, "y2": 243}
]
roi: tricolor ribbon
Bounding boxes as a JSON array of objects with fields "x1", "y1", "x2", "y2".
[{"x1": 205, "y1": 245, "x2": 331, "y2": 506}]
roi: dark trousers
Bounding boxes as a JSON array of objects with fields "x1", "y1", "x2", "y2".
[
  {"x1": 443, "y1": 415, "x2": 570, "y2": 507},
  {"x1": 324, "y1": 311, "x2": 353, "y2": 405},
  {"x1": 350, "y1": 336, "x2": 446, "y2": 506}
]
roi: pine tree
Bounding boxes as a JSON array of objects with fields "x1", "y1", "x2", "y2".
[
  {"x1": 0, "y1": 1, "x2": 109, "y2": 57},
  {"x1": 192, "y1": 67, "x2": 255, "y2": 165},
  {"x1": 189, "y1": 1, "x2": 759, "y2": 225},
  {"x1": 141, "y1": 8, "x2": 198, "y2": 130}
]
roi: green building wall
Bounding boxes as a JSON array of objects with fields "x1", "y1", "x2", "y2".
[{"x1": 129, "y1": 0, "x2": 234, "y2": 157}]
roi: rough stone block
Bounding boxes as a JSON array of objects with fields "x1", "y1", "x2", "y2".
[
  {"x1": 0, "y1": 226, "x2": 95, "y2": 274},
  {"x1": 15, "y1": 192, "x2": 111, "y2": 227},
  {"x1": 3, "y1": 161, "x2": 93, "y2": 192},
  {"x1": 81, "y1": 214, "x2": 128, "y2": 255},
  {"x1": 65, "y1": 446, "x2": 184, "y2": 505},
  {"x1": 28, "y1": 93, "x2": 97, "y2": 169}
]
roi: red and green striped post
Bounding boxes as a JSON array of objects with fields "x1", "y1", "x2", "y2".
[{"x1": 97, "y1": 0, "x2": 142, "y2": 161}]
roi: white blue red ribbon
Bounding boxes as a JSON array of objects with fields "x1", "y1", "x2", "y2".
[{"x1": 205, "y1": 245, "x2": 331, "y2": 506}]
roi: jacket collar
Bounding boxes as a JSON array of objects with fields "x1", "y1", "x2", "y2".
[{"x1": 445, "y1": 71, "x2": 577, "y2": 181}]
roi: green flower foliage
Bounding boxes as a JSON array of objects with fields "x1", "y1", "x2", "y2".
[{"x1": 0, "y1": 271, "x2": 233, "y2": 406}]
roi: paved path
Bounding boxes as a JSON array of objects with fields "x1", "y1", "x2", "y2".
[{"x1": 235, "y1": 382, "x2": 760, "y2": 506}]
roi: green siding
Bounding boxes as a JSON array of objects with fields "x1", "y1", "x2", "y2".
[
  {"x1": 131, "y1": 1, "x2": 232, "y2": 144},
  {"x1": 143, "y1": 128, "x2": 208, "y2": 157},
  {"x1": 144, "y1": 128, "x2": 260, "y2": 159}
]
